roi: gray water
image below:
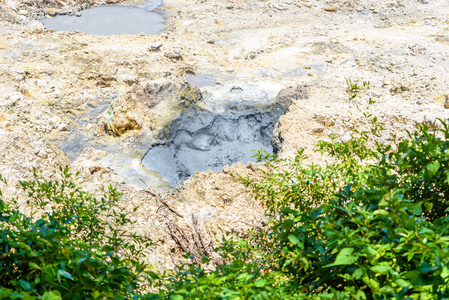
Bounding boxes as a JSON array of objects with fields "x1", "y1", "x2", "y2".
[
  {"x1": 40, "y1": 5, "x2": 164, "y2": 35},
  {"x1": 142, "y1": 106, "x2": 285, "y2": 187}
]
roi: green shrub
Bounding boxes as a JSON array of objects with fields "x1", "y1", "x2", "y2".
[
  {"x1": 0, "y1": 167, "x2": 155, "y2": 299},
  {"x1": 158, "y1": 120, "x2": 449, "y2": 299}
]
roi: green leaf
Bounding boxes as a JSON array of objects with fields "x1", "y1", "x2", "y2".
[
  {"x1": 426, "y1": 161, "x2": 440, "y2": 177},
  {"x1": 413, "y1": 202, "x2": 422, "y2": 216},
  {"x1": 18, "y1": 280, "x2": 31, "y2": 291},
  {"x1": 288, "y1": 234, "x2": 299, "y2": 245},
  {"x1": 363, "y1": 276, "x2": 380, "y2": 290},
  {"x1": 91, "y1": 291, "x2": 101, "y2": 299},
  {"x1": 353, "y1": 268, "x2": 364, "y2": 279},
  {"x1": 404, "y1": 270, "x2": 420, "y2": 282},
  {"x1": 379, "y1": 286, "x2": 394, "y2": 293},
  {"x1": 370, "y1": 265, "x2": 392, "y2": 274},
  {"x1": 11, "y1": 293, "x2": 26, "y2": 298},
  {"x1": 419, "y1": 265, "x2": 438, "y2": 273},
  {"x1": 61, "y1": 248, "x2": 70, "y2": 258},
  {"x1": 364, "y1": 247, "x2": 377, "y2": 258},
  {"x1": 424, "y1": 202, "x2": 433, "y2": 212},
  {"x1": 170, "y1": 296, "x2": 184, "y2": 300},
  {"x1": 254, "y1": 278, "x2": 266, "y2": 287},
  {"x1": 29, "y1": 262, "x2": 41, "y2": 270},
  {"x1": 373, "y1": 210, "x2": 389, "y2": 216},
  {"x1": 43, "y1": 291, "x2": 62, "y2": 300},
  {"x1": 328, "y1": 248, "x2": 358, "y2": 266},
  {"x1": 441, "y1": 267, "x2": 449, "y2": 279},
  {"x1": 355, "y1": 290, "x2": 367, "y2": 300},
  {"x1": 57, "y1": 269, "x2": 74, "y2": 281},
  {"x1": 145, "y1": 271, "x2": 159, "y2": 279},
  {"x1": 394, "y1": 279, "x2": 409, "y2": 288}
]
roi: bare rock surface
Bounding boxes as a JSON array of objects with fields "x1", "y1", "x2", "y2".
[
  {"x1": 1, "y1": 0, "x2": 449, "y2": 269},
  {"x1": 101, "y1": 77, "x2": 202, "y2": 137},
  {"x1": 0, "y1": 127, "x2": 70, "y2": 201}
]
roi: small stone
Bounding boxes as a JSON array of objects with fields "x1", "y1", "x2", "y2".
[
  {"x1": 27, "y1": 20, "x2": 45, "y2": 29},
  {"x1": 324, "y1": 6, "x2": 336, "y2": 12},
  {"x1": 222, "y1": 196, "x2": 232, "y2": 203},
  {"x1": 57, "y1": 123, "x2": 68, "y2": 131},
  {"x1": 43, "y1": 8, "x2": 58, "y2": 16},
  {"x1": 272, "y1": 4, "x2": 288, "y2": 11},
  {"x1": 324, "y1": 119, "x2": 335, "y2": 127},
  {"x1": 50, "y1": 116, "x2": 62, "y2": 128},
  {"x1": 164, "y1": 48, "x2": 182, "y2": 60},
  {"x1": 0, "y1": 121, "x2": 12, "y2": 131},
  {"x1": 37, "y1": 149, "x2": 48, "y2": 159},
  {"x1": 312, "y1": 127, "x2": 325, "y2": 134},
  {"x1": 245, "y1": 51, "x2": 257, "y2": 60},
  {"x1": 444, "y1": 95, "x2": 449, "y2": 109},
  {"x1": 248, "y1": 162, "x2": 258, "y2": 172},
  {"x1": 148, "y1": 42, "x2": 163, "y2": 52},
  {"x1": 382, "y1": 78, "x2": 391, "y2": 86},
  {"x1": 75, "y1": 11, "x2": 81, "y2": 17},
  {"x1": 88, "y1": 101, "x2": 99, "y2": 108}
]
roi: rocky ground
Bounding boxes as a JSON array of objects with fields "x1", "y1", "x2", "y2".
[{"x1": 1, "y1": 0, "x2": 449, "y2": 268}]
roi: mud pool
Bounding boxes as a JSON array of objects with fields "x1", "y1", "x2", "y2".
[
  {"x1": 40, "y1": 4, "x2": 164, "y2": 35},
  {"x1": 142, "y1": 106, "x2": 286, "y2": 187}
]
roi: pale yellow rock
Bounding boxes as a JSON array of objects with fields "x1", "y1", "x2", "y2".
[{"x1": 324, "y1": 6, "x2": 336, "y2": 12}]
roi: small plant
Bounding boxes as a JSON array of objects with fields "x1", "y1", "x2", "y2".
[{"x1": 345, "y1": 78, "x2": 370, "y2": 101}]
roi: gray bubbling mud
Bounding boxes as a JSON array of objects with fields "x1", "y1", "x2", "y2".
[
  {"x1": 40, "y1": 4, "x2": 164, "y2": 35},
  {"x1": 142, "y1": 106, "x2": 286, "y2": 187}
]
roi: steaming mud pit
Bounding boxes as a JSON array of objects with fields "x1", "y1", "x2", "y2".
[
  {"x1": 40, "y1": 1, "x2": 164, "y2": 35},
  {"x1": 142, "y1": 106, "x2": 286, "y2": 187}
]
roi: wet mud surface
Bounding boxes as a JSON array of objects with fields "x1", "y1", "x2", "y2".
[{"x1": 142, "y1": 106, "x2": 286, "y2": 186}]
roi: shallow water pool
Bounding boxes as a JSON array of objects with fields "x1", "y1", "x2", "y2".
[{"x1": 40, "y1": 4, "x2": 164, "y2": 35}]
